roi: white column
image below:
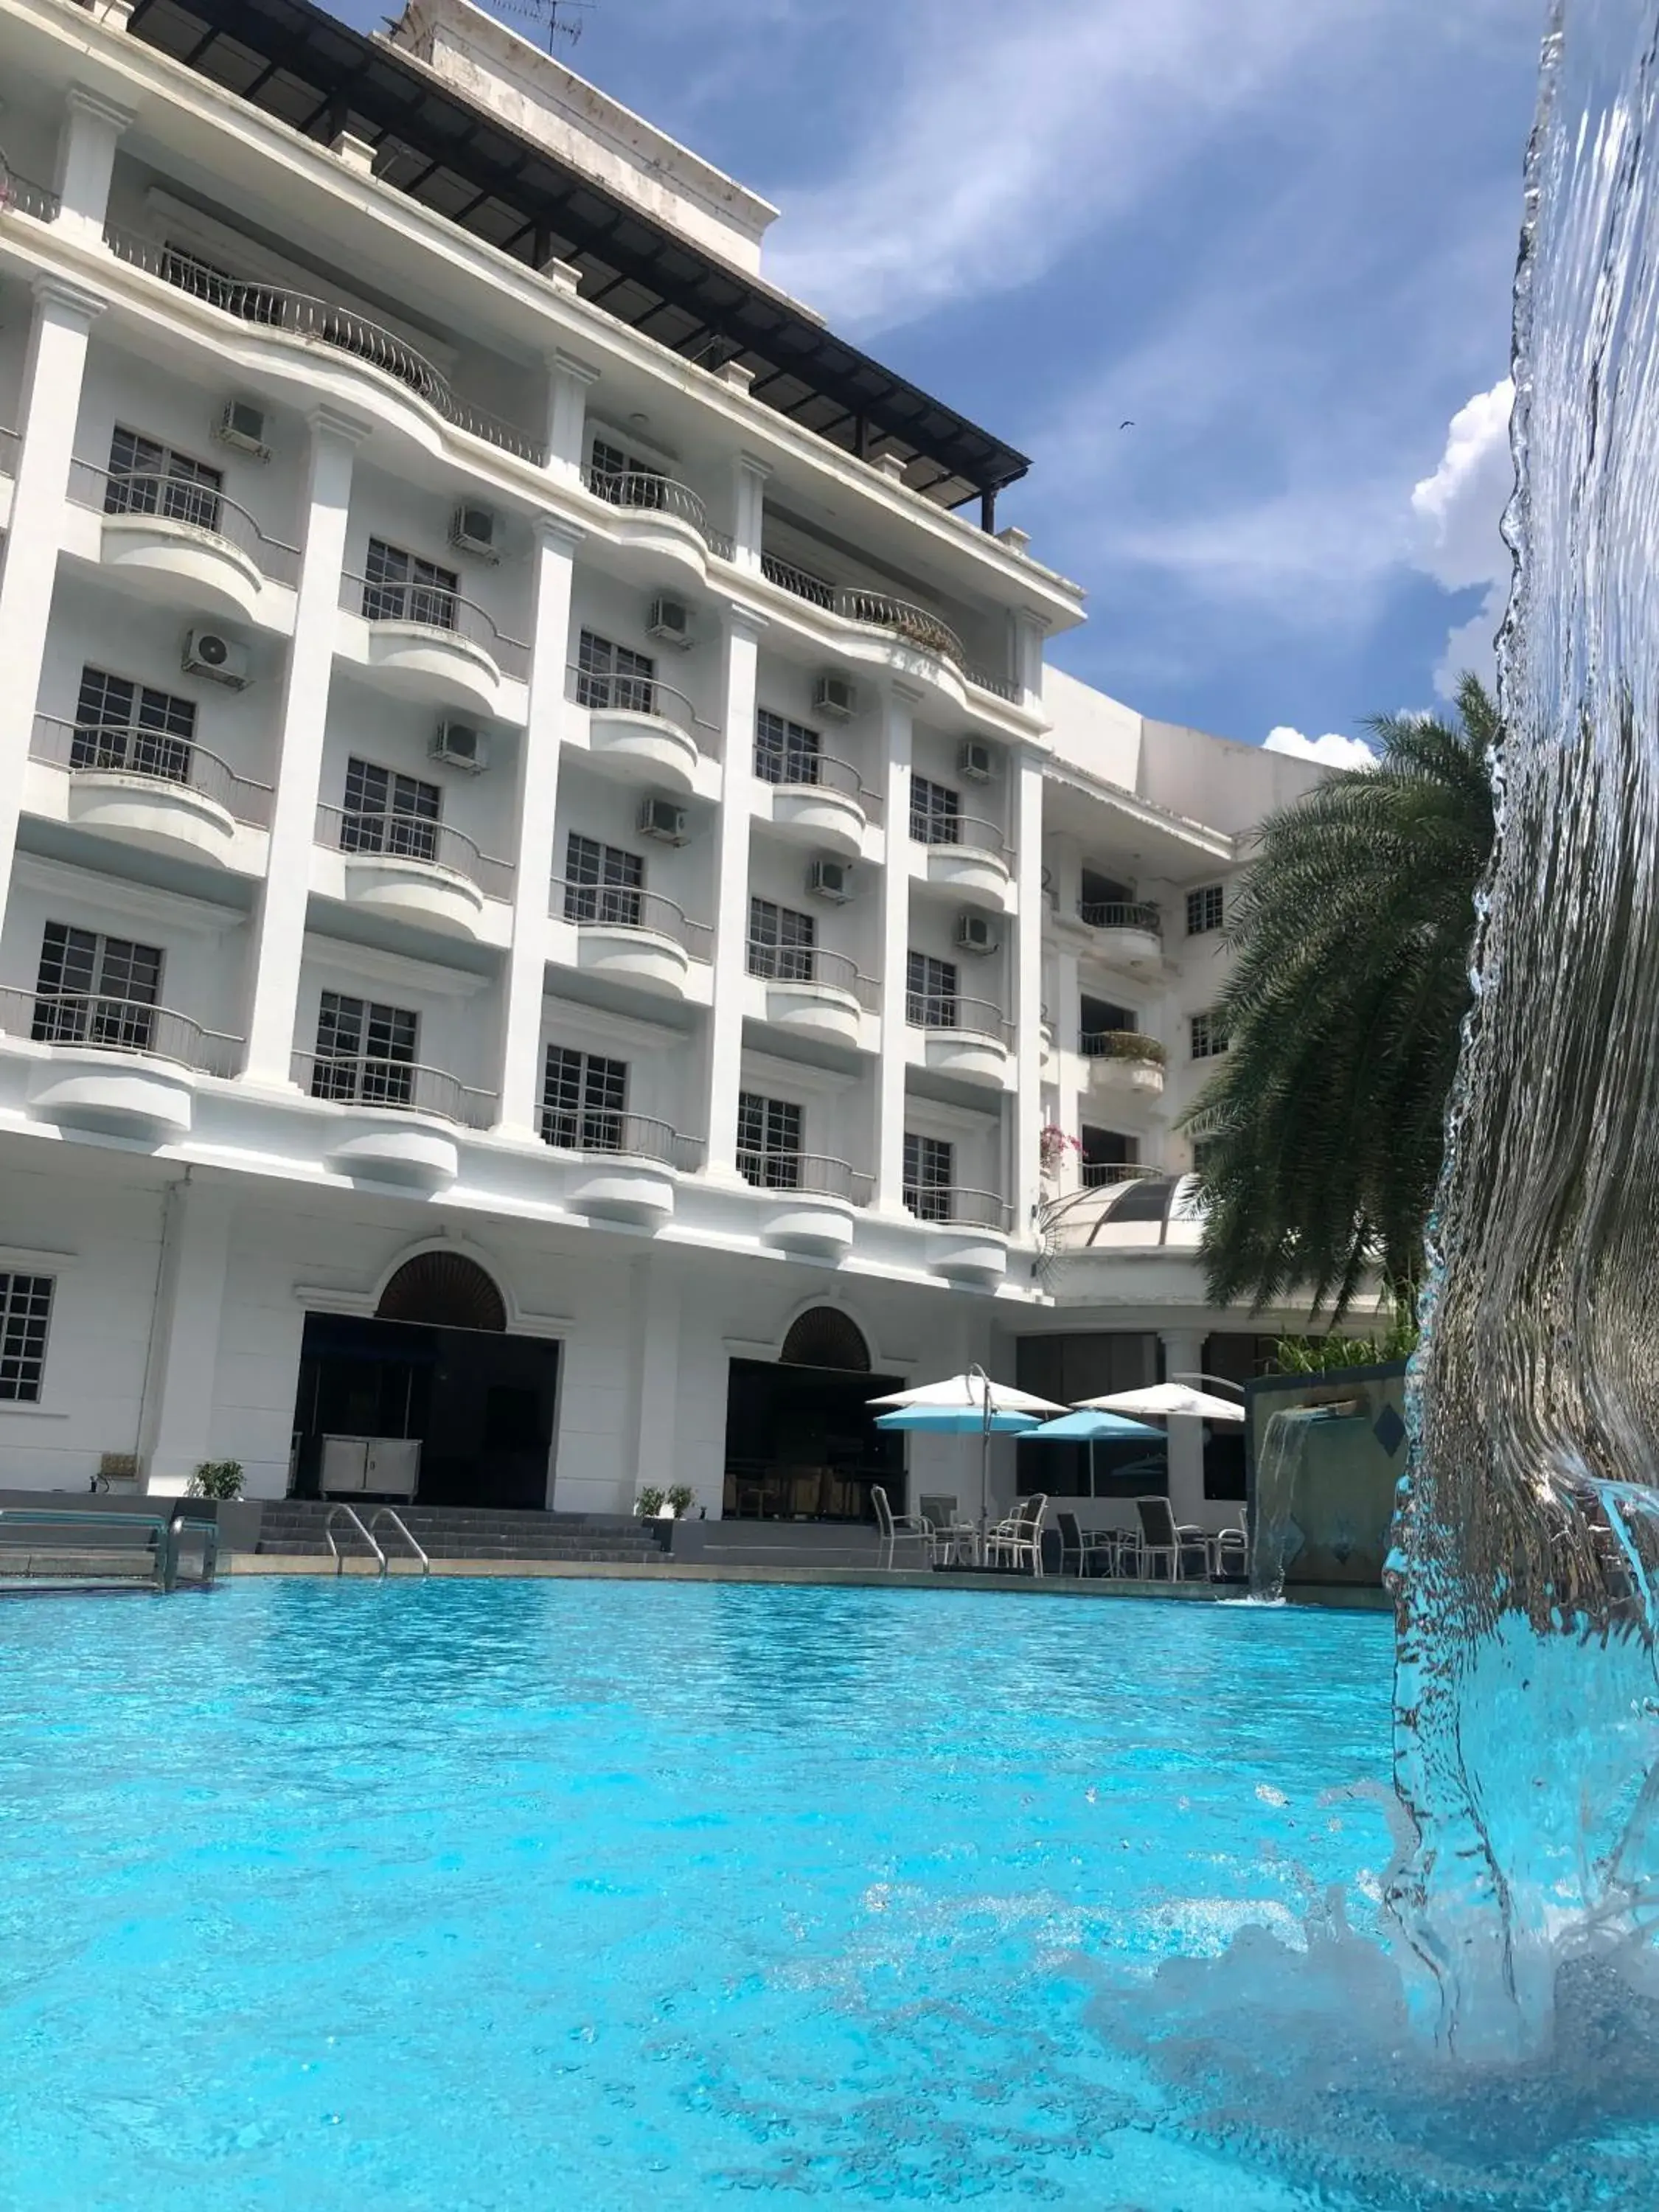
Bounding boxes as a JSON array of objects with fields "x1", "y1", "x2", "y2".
[
  {"x1": 544, "y1": 349, "x2": 599, "y2": 483},
  {"x1": 0, "y1": 276, "x2": 103, "y2": 928},
  {"x1": 701, "y1": 607, "x2": 764, "y2": 1180},
  {"x1": 1012, "y1": 609, "x2": 1048, "y2": 715},
  {"x1": 629, "y1": 1258, "x2": 683, "y2": 1502},
  {"x1": 1011, "y1": 743, "x2": 1046, "y2": 1239},
  {"x1": 495, "y1": 518, "x2": 583, "y2": 1137},
  {"x1": 52, "y1": 85, "x2": 133, "y2": 243},
  {"x1": 731, "y1": 451, "x2": 768, "y2": 573},
  {"x1": 1159, "y1": 1327, "x2": 1209, "y2": 1529},
  {"x1": 1054, "y1": 945, "x2": 1083, "y2": 1187},
  {"x1": 243, "y1": 409, "x2": 364, "y2": 1082},
  {"x1": 874, "y1": 683, "x2": 918, "y2": 1213},
  {"x1": 139, "y1": 1179, "x2": 234, "y2": 1495}
]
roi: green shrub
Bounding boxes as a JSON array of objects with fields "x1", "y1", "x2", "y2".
[{"x1": 188, "y1": 1460, "x2": 244, "y2": 1500}]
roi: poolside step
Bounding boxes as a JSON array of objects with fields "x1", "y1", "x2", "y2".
[{"x1": 255, "y1": 1501, "x2": 667, "y2": 1566}]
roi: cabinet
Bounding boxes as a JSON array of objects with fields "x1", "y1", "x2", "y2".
[{"x1": 319, "y1": 1435, "x2": 422, "y2": 1500}]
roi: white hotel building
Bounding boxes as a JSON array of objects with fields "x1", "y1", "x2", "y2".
[{"x1": 0, "y1": 0, "x2": 1324, "y2": 1542}]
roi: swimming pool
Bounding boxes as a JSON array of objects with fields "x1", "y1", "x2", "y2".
[{"x1": 0, "y1": 1581, "x2": 1638, "y2": 2210}]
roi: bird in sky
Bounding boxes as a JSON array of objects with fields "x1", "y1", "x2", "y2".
[{"x1": 1119, "y1": 419, "x2": 1135, "y2": 430}]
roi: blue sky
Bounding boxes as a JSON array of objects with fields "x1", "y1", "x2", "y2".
[{"x1": 328, "y1": 0, "x2": 1544, "y2": 759}]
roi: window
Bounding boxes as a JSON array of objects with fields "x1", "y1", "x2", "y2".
[
  {"x1": 748, "y1": 897, "x2": 815, "y2": 983},
  {"x1": 563, "y1": 832, "x2": 644, "y2": 926},
  {"x1": 1079, "y1": 993, "x2": 1135, "y2": 1054},
  {"x1": 1186, "y1": 884, "x2": 1225, "y2": 936},
  {"x1": 754, "y1": 708, "x2": 822, "y2": 787},
  {"x1": 589, "y1": 437, "x2": 667, "y2": 505},
  {"x1": 72, "y1": 667, "x2": 195, "y2": 785},
  {"x1": 575, "y1": 628, "x2": 655, "y2": 714},
  {"x1": 341, "y1": 757, "x2": 442, "y2": 863},
  {"x1": 737, "y1": 1091, "x2": 803, "y2": 1189},
  {"x1": 541, "y1": 1046, "x2": 628, "y2": 1152},
  {"x1": 1190, "y1": 1011, "x2": 1229, "y2": 1060},
  {"x1": 910, "y1": 775, "x2": 961, "y2": 846},
  {"x1": 0, "y1": 1273, "x2": 54, "y2": 1404},
  {"x1": 905, "y1": 951, "x2": 958, "y2": 1029},
  {"x1": 105, "y1": 426, "x2": 223, "y2": 532},
  {"x1": 903, "y1": 1133, "x2": 954, "y2": 1222},
  {"x1": 32, "y1": 922, "x2": 162, "y2": 1051},
  {"x1": 312, "y1": 992, "x2": 419, "y2": 1106},
  {"x1": 363, "y1": 537, "x2": 458, "y2": 630}
]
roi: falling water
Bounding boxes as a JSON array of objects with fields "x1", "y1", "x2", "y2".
[
  {"x1": 1249, "y1": 1408, "x2": 1316, "y2": 1600},
  {"x1": 1392, "y1": 0, "x2": 1659, "y2": 2062}
]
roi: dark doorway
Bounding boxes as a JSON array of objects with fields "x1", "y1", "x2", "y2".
[{"x1": 724, "y1": 1309, "x2": 901, "y2": 1520}]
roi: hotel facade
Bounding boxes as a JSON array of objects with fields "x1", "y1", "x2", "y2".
[{"x1": 0, "y1": 0, "x2": 1325, "y2": 1540}]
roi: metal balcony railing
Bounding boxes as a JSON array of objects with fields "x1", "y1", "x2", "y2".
[
  {"x1": 292, "y1": 1050, "x2": 496, "y2": 1128},
  {"x1": 0, "y1": 425, "x2": 18, "y2": 477},
  {"x1": 31, "y1": 714, "x2": 275, "y2": 827},
  {"x1": 906, "y1": 992, "x2": 1013, "y2": 1045},
  {"x1": 751, "y1": 741, "x2": 876, "y2": 816},
  {"x1": 557, "y1": 880, "x2": 714, "y2": 961},
  {"x1": 747, "y1": 941, "x2": 880, "y2": 1011},
  {"x1": 757, "y1": 553, "x2": 1015, "y2": 697},
  {"x1": 0, "y1": 164, "x2": 59, "y2": 224},
  {"x1": 910, "y1": 810, "x2": 1011, "y2": 860},
  {"x1": 1077, "y1": 900, "x2": 1162, "y2": 936},
  {"x1": 566, "y1": 663, "x2": 720, "y2": 745},
  {"x1": 903, "y1": 1185, "x2": 1012, "y2": 1231},
  {"x1": 582, "y1": 466, "x2": 714, "y2": 543},
  {"x1": 315, "y1": 804, "x2": 515, "y2": 902},
  {"x1": 342, "y1": 571, "x2": 530, "y2": 682},
  {"x1": 540, "y1": 1107, "x2": 700, "y2": 1166},
  {"x1": 737, "y1": 1151, "x2": 874, "y2": 1203},
  {"x1": 102, "y1": 229, "x2": 546, "y2": 465},
  {"x1": 1079, "y1": 1029, "x2": 1168, "y2": 1066},
  {"x1": 69, "y1": 460, "x2": 302, "y2": 587},
  {"x1": 1081, "y1": 1160, "x2": 1155, "y2": 1188},
  {"x1": 1, "y1": 986, "x2": 242, "y2": 1077}
]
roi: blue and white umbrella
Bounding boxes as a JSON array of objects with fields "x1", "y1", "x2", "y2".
[{"x1": 868, "y1": 1368, "x2": 1065, "y2": 1528}]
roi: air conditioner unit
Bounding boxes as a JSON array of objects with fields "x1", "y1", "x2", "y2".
[
  {"x1": 807, "y1": 858, "x2": 853, "y2": 903},
  {"x1": 431, "y1": 721, "x2": 490, "y2": 773},
  {"x1": 638, "y1": 796, "x2": 689, "y2": 845},
  {"x1": 449, "y1": 502, "x2": 501, "y2": 561},
  {"x1": 215, "y1": 399, "x2": 271, "y2": 459},
  {"x1": 181, "y1": 628, "x2": 250, "y2": 689},
  {"x1": 959, "y1": 738, "x2": 995, "y2": 783},
  {"x1": 647, "y1": 596, "x2": 693, "y2": 648},
  {"x1": 954, "y1": 912, "x2": 999, "y2": 956},
  {"x1": 813, "y1": 672, "x2": 858, "y2": 723}
]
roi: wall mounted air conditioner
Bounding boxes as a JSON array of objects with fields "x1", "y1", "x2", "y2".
[
  {"x1": 639, "y1": 797, "x2": 689, "y2": 844},
  {"x1": 807, "y1": 858, "x2": 853, "y2": 903},
  {"x1": 215, "y1": 398, "x2": 271, "y2": 460},
  {"x1": 813, "y1": 672, "x2": 858, "y2": 723},
  {"x1": 647, "y1": 596, "x2": 693, "y2": 648},
  {"x1": 959, "y1": 738, "x2": 995, "y2": 783},
  {"x1": 449, "y1": 502, "x2": 501, "y2": 561},
  {"x1": 181, "y1": 628, "x2": 250, "y2": 689},
  {"x1": 431, "y1": 721, "x2": 490, "y2": 772},
  {"x1": 954, "y1": 912, "x2": 999, "y2": 956}
]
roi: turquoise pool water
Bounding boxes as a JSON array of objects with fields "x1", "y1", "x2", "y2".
[{"x1": 0, "y1": 1581, "x2": 1642, "y2": 2210}]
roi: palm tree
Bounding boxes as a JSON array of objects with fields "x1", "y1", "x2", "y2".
[{"x1": 1182, "y1": 673, "x2": 1498, "y2": 1321}]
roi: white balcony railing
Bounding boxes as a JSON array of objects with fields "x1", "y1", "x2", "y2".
[
  {"x1": 566, "y1": 663, "x2": 720, "y2": 746},
  {"x1": 68, "y1": 460, "x2": 302, "y2": 587},
  {"x1": 1077, "y1": 900, "x2": 1162, "y2": 936},
  {"x1": 31, "y1": 714, "x2": 275, "y2": 827},
  {"x1": 314, "y1": 804, "x2": 515, "y2": 902},
  {"x1": 910, "y1": 810, "x2": 1011, "y2": 860},
  {"x1": 557, "y1": 880, "x2": 715, "y2": 961},
  {"x1": 292, "y1": 1050, "x2": 496, "y2": 1128},
  {"x1": 746, "y1": 942, "x2": 880, "y2": 1011},
  {"x1": 902, "y1": 1185, "x2": 1012, "y2": 1231},
  {"x1": 759, "y1": 552, "x2": 1017, "y2": 698},
  {"x1": 906, "y1": 992, "x2": 1014, "y2": 1045},
  {"x1": 582, "y1": 465, "x2": 717, "y2": 545},
  {"x1": 540, "y1": 1107, "x2": 705, "y2": 1172},
  {"x1": 737, "y1": 1152, "x2": 874, "y2": 1203},
  {"x1": 1, "y1": 987, "x2": 242, "y2": 1077},
  {"x1": 342, "y1": 572, "x2": 531, "y2": 684}
]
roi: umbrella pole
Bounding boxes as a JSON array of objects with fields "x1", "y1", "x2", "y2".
[{"x1": 972, "y1": 1360, "x2": 991, "y2": 1545}]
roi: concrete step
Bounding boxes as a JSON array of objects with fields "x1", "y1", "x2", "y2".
[{"x1": 257, "y1": 1500, "x2": 666, "y2": 1565}]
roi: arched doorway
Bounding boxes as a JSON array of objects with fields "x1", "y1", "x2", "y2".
[
  {"x1": 780, "y1": 1306, "x2": 870, "y2": 1373},
  {"x1": 725, "y1": 1306, "x2": 902, "y2": 1522},
  {"x1": 378, "y1": 1251, "x2": 507, "y2": 1332}
]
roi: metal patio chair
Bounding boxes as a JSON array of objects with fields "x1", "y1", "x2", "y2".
[{"x1": 872, "y1": 1485, "x2": 933, "y2": 1571}]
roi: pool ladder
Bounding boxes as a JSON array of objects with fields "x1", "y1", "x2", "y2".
[{"x1": 322, "y1": 1504, "x2": 430, "y2": 1579}]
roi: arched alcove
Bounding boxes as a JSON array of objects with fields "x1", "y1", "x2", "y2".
[
  {"x1": 779, "y1": 1306, "x2": 871, "y2": 1373},
  {"x1": 376, "y1": 1251, "x2": 507, "y2": 1333}
]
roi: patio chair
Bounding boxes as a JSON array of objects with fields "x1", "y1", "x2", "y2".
[
  {"x1": 1058, "y1": 1511, "x2": 1116, "y2": 1578},
  {"x1": 919, "y1": 1494, "x2": 975, "y2": 1567},
  {"x1": 1134, "y1": 1495, "x2": 1211, "y2": 1582},
  {"x1": 984, "y1": 1494, "x2": 1048, "y2": 1576},
  {"x1": 871, "y1": 1485, "x2": 933, "y2": 1571},
  {"x1": 1212, "y1": 1520, "x2": 1248, "y2": 1577}
]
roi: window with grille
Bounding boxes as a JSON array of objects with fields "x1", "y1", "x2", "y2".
[
  {"x1": 737, "y1": 1091, "x2": 803, "y2": 1189},
  {"x1": 341, "y1": 757, "x2": 442, "y2": 862},
  {"x1": 72, "y1": 667, "x2": 195, "y2": 785},
  {"x1": 563, "y1": 832, "x2": 644, "y2": 926},
  {"x1": 0, "y1": 1273, "x2": 54, "y2": 1403},
  {"x1": 910, "y1": 775, "x2": 961, "y2": 846},
  {"x1": 105, "y1": 426, "x2": 223, "y2": 532},
  {"x1": 903, "y1": 1133, "x2": 954, "y2": 1222},
  {"x1": 1190, "y1": 1010, "x2": 1229, "y2": 1060},
  {"x1": 32, "y1": 922, "x2": 162, "y2": 1051},
  {"x1": 754, "y1": 708, "x2": 822, "y2": 787},
  {"x1": 312, "y1": 991, "x2": 419, "y2": 1106},
  {"x1": 1186, "y1": 884, "x2": 1225, "y2": 936},
  {"x1": 905, "y1": 951, "x2": 959, "y2": 1029},
  {"x1": 748, "y1": 897, "x2": 816, "y2": 982},
  {"x1": 575, "y1": 628, "x2": 655, "y2": 714},
  {"x1": 590, "y1": 437, "x2": 667, "y2": 507},
  {"x1": 364, "y1": 537, "x2": 459, "y2": 630},
  {"x1": 541, "y1": 1046, "x2": 627, "y2": 1152}
]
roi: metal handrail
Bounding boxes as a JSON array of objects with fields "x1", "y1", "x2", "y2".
[
  {"x1": 323, "y1": 1503, "x2": 383, "y2": 1577},
  {"x1": 0, "y1": 166, "x2": 60, "y2": 224},
  {"x1": 753, "y1": 743, "x2": 871, "y2": 807},
  {"x1": 1078, "y1": 900, "x2": 1162, "y2": 936},
  {"x1": 366, "y1": 1506, "x2": 428, "y2": 1576},
  {"x1": 747, "y1": 942, "x2": 880, "y2": 1011},
  {"x1": 0, "y1": 984, "x2": 243, "y2": 1076},
  {"x1": 759, "y1": 552, "x2": 837, "y2": 607},
  {"x1": 904, "y1": 1186, "x2": 1012, "y2": 1231},
  {"x1": 737, "y1": 1151, "x2": 874, "y2": 1203},
  {"x1": 315, "y1": 802, "x2": 515, "y2": 902},
  {"x1": 703, "y1": 526, "x2": 737, "y2": 561},
  {"x1": 757, "y1": 554, "x2": 977, "y2": 671},
  {"x1": 69, "y1": 460, "x2": 302, "y2": 586},
  {"x1": 964, "y1": 666, "x2": 1021, "y2": 703},
  {"x1": 0, "y1": 1505, "x2": 218, "y2": 1593},
  {"x1": 32, "y1": 714, "x2": 274, "y2": 827},
  {"x1": 102, "y1": 228, "x2": 546, "y2": 465},
  {"x1": 0, "y1": 425, "x2": 18, "y2": 476},
  {"x1": 557, "y1": 880, "x2": 714, "y2": 961},
  {"x1": 906, "y1": 992, "x2": 1014, "y2": 1046},
  {"x1": 1079, "y1": 1029, "x2": 1168, "y2": 1066},
  {"x1": 1081, "y1": 1161, "x2": 1157, "y2": 1188},
  {"x1": 911, "y1": 810, "x2": 1010, "y2": 859},
  {"x1": 342, "y1": 571, "x2": 530, "y2": 682},
  {"x1": 583, "y1": 465, "x2": 709, "y2": 539},
  {"x1": 292, "y1": 1049, "x2": 498, "y2": 1128},
  {"x1": 566, "y1": 662, "x2": 720, "y2": 739},
  {"x1": 540, "y1": 1107, "x2": 683, "y2": 1165}
]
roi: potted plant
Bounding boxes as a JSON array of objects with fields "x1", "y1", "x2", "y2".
[
  {"x1": 185, "y1": 1460, "x2": 262, "y2": 1554},
  {"x1": 635, "y1": 1485, "x2": 667, "y2": 1520},
  {"x1": 665, "y1": 1484, "x2": 696, "y2": 1520}
]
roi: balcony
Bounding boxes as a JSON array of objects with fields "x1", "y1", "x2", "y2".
[
  {"x1": 908, "y1": 993, "x2": 1014, "y2": 1088},
  {"x1": 912, "y1": 814, "x2": 1013, "y2": 907},
  {"x1": 582, "y1": 465, "x2": 726, "y2": 571},
  {"x1": 558, "y1": 882, "x2": 714, "y2": 1000},
  {"x1": 31, "y1": 714, "x2": 273, "y2": 863},
  {"x1": 1081, "y1": 1030, "x2": 1167, "y2": 1100},
  {"x1": 748, "y1": 943, "x2": 876, "y2": 1048},
  {"x1": 1077, "y1": 900, "x2": 1163, "y2": 973},
  {"x1": 753, "y1": 745, "x2": 872, "y2": 858},
  {"x1": 341, "y1": 572, "x2": 527, "y2": 716},
  {"x1": 102, "y1": 229, "x2": 546, "y2": 465},
  {"x1": 293, "y1": 1049, "x2": 495, "y2": 1193},
  {"x1": 0, "y1": 425, "x2": 18, "y2": 480},
  {"x1": 902, "y1": 1185, "x2": 1012, "y2": 1285},
  {"x1": 3, "y1": 986, "x2": 240, "y2": 1143},
  {"x1": 0, "y1": 167, "x2": 59, "y2": 226},
  {"x1": 739, "y1": 1150, "x2": 873, "y2": 1257},
  {"x1": 544, "y1": 1110, "x2": 702, "y2": 1228},
  {"x1": 758, "y1": 554, "x2": 1017, "y2": 700},
  {"x1": 568, "y1": 665, "x2": 714, "y2": 794},
  {"x1": 67, "y1": 461, "x2": 300, "y2": 619},
  {"x1": 1081, "y1": 1159, "x2": 1157, "y2": 1188},
  {"x1": 316, "y1": 804, "x2": 512, "y2": 939}
]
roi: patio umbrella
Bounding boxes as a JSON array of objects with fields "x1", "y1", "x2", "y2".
[
  {"x1": 1076, "y1": 1382, "x2": 1248, "y2": 1424},
  {"x1": 1023, "y1": 1407, "x2": 1166, "y2": 1499},
  {"x1": 867, "y1": 1368, "x2": 1066, "y2": 1528}
]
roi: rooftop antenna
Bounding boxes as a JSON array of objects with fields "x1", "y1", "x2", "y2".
[{"x1": 495, "y1": 0, "x2": 599, "y2": 54}]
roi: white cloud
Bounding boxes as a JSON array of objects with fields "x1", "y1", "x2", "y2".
[
  {"x1": 1264, "y1": 726, "x2": 1377, "y2": 768},
  {"x1": 1410, "y1": 376, "x2": 1513, "y2": 698}
]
